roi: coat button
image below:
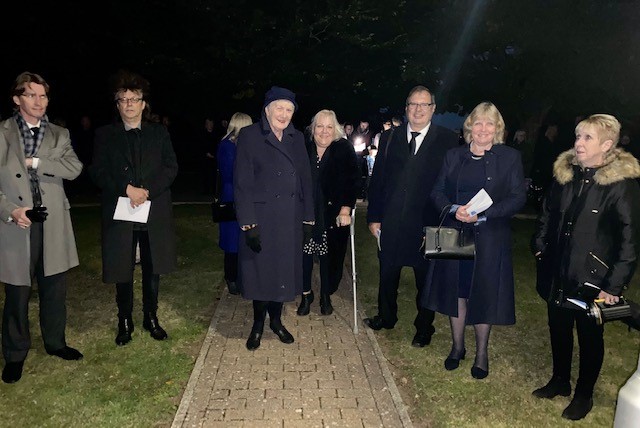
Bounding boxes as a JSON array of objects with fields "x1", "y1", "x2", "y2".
[
  {"x1": 487, "y1": 177, "x2": 492, "y2": 180},
  {"x1": 124, "y1": 166, "x2": 128, "y2": 171},
  {"x1": 276, "y1": 194, "x2": 280, "y2": 198},
  {"x1": 277, "y1": 171, "x2": 282, "y2": 176},
  {"x1": 18, "y1": 196, "x2": 23, "y2": 201},
  {"x1": 16, "y1": 173, "x2": 21, "y2": 178},
  {"x1": 291, "y1": 171, "x2": 296, "y2": 176},
  {"x1": 290, "y1": 193, "x2": 294, "y2": 198}
]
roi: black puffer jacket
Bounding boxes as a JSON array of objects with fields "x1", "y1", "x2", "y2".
[{"x1": 532, "y1": 148, "x2": 640, "y2": 300}]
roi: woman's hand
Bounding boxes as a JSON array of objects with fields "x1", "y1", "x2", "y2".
[
  {"x1": 336, "y1": 207, "x2": 352, "y2": 227},
  {"x1": 455, "y1": 204, "x2": 478, "y2": 223},
  {"x1": 597, "y1": 290, "x2": 620, "y2": 305}
]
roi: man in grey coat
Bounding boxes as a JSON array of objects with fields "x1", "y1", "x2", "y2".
[{"x1": 0, "y1": 72, "x2": 83, "y2": 384}]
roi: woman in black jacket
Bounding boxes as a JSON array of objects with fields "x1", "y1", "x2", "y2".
[
  {"x1": 297, "y1": 110, "x2": 360, "y2": 316},
  {"x1": 531, "y1": 114, "x2": 640, "y2": 420}
]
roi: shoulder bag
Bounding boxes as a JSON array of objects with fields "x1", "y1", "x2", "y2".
[{"x1": 211, "y1": 169, "x2": 236, "y2": 223}]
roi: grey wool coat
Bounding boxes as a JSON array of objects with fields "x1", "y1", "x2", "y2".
[
  {"x1": 89, "y1": 122, "x2": 178, "y2": 283},
  {"x1": 0, "y1": 118, "x2": 81, "y2": 286},
  {"x1": 234, "y1": 117, "x2": 314, "y2": 302}
]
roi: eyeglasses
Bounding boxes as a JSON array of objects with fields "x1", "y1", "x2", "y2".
[
  {"x1": 116, "y1": 97, "x2": 143, "y2": 105},
  {"x1": 407, "y1": 102, "x2": 434, "y2": 110},
  {"x1": 21, "y1": 93, "x2": 49, "y2": 101}
]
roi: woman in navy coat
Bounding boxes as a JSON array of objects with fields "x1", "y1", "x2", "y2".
[
  {"x1": 422, "y1": 102, "x2": 526, "y2": 379},
  {"x1": 234, "y1": 87, "x2": 314, "y2": 350},
  {"x1": 216, "y1": 112, "x2": 252, "y2": 295}
]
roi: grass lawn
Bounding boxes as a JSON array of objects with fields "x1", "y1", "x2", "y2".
[{"x1": 0, "y1": 203, "x2": 638, "y2": 427}]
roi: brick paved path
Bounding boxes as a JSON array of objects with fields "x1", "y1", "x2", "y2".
[{"x1": 171, "y1": 266, "x2": 413, "y2": 428}]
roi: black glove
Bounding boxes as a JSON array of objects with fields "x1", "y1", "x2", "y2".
[
  {"x1": 244, "y1": 227, "x2": 261, "y2": 253},
  {"x1": 26, "y1": 206, "x2": 48, "y2": 223},
  {"x1": 303, "y1": 223, "x2": 313, "y2": 245}
]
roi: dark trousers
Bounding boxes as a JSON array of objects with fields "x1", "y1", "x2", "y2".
[
  {"x1": 224, "y1": 252, "x2": 238, "y2": 282},
  {"x1": 547, "y1": 303, "x2": 604, "y2": 398},
  {"x1": 2, "y1": 222, "x2": 67, "y2": 362},
  {"x1": 377, "y1": 260, "x2": 435, "y2": 334},
  {"x1": 251, "y1": 300, "x2": 284, "y2": 331},
  {"x1": 116, "y1": 231, "x2": 159, "y2": 318},
  {"x1": 302, "y1": 227, "x2": 350, "y2": 295}
]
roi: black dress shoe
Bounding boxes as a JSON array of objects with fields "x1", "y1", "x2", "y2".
[
  {"x1": 444, "y1": 349, "x2": 466, "y2": 370},
  {"x1": 363, "y1": 316, "x2": 393, "y2": 331},
  {"x1": 115, "y1": 317, "x2": 134, "y2": 346},
  {"x1": 412, "y1": 332, "x2": 433, "y2": 347},
  {"x1": 47, "y1": 346, "x2": 83, "y2": 360},
  {"x1": 532, "y1": 376, "x2": 571, "y2": 399},
  {"x1": 320, "y1": 293, "x2": 333, "y2": 315},
  {"x1": 143, "y1": 313, "x2": 168, "y2": 341},
  {"x1": 562, "y1": 395, "x2": 593, "y2": 420},
  {"x1": 471, "y1": 365, "x2": 489, "y2": 379},
  {"x1": 246, "y1": 330, "x2": 262, "y2": 350},
  {"x1": 297, "y1": 291, "x2": 314, "y2": 316},
  {"x1": 270, "y1": 324, "x2": 294, "y2": 344},
  {"x1": 2, "y1": 361, "x2": 24, "y2": 384},
  {"x1": 226, "y1": 280, "x2": 240, "y2": 295}
]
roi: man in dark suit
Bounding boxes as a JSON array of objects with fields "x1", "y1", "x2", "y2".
[{"x1": 365, "y1": 85, "x2": 458, "y2": 347}]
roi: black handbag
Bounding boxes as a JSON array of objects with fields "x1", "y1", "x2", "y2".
[
  {"x1": 423, "y1": 205, "x2": 475, "y2": 259},
  {"x1": 211, "y1": 169, "x2": 236, "y2": 223}
]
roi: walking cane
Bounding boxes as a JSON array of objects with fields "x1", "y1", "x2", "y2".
[{"x1": 350, "y1": 208, "x2": 358, "y2": 334}]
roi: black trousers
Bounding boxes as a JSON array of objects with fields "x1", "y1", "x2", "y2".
[
  {"x1": 2, "y1": 222, "x2": 67, "y2": 362},
  {"x1": 224, "y1": 252, "x2": 238, "y2": 282},
  {"x1": 302, "y1": 226, "x2": 350, "y2": 295},
  {"x1": 377, "y1": 260, "x2": 435, "y2": 334},
  {"x1": 547, "y1": 303, "x2": 604, "y2": 398},
  {"x1": 115, "y1": 231, "x2": 159, "y2": 318}
]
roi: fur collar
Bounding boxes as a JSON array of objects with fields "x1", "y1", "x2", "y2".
[{"x1": 553, "y1": 147, "x2": 640, "y2": 185}]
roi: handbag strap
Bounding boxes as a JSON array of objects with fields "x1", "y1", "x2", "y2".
[{"x1": 437, "y1": 204, "x2": 453, "y2": 229}]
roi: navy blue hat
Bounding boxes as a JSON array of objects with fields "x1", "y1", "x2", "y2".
[{"x1": 263, "y1": 86, "x2": 298, "y2": 111}]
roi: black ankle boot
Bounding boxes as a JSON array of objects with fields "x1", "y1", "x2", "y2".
[
  {"x1": 143, "y1": 313, "x2": 168, "y2": 341},
  {"x1": 246, "y1": 329, "x2": 263, "y2": 350},
  {"x1": 562, "y1": 395, "x2": 593, "y2": 420},
  {"x1": 115, "y1": 316, "x2": 134, "y2": 346},
  {"x1": 320, "y1": 293, "x2": 333, "y2": 315},
  {"x1": 532, "y1": 376, "x2": 571, "y2": 399},
  {"x1": 297, "y1": 291, "x2": 314, "y2": 316}
]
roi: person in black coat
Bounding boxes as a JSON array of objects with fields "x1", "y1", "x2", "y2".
[
  {"x1": 422, "y1": 102, "x2": 526, "y2": 380},
  {"x1": 90, "y1": 70, "x2": 178, "y2": 346},
  {"x1": 297, "y1": 110, "x2": 360, "y2": 316},
  {"x1": 234, "y1": 87, "x2": 315, "y2": 351},
  {"x1": 365, "y1": 85, "x2": 459, "y2": 347},
  {"x1": 531, "y1": 114, "x2": 640, "y2": 420}
]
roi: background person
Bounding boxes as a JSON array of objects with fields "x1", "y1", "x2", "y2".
[
  {"x1": 216, "y1": 112, "x2": 253, "y2": 295},
  {"x1": 0, "y1": 72, "x2": 83, "y2": 384},
  {"x1": 531, "y1": 114, "x2": 640, "y2": 420},
  {"x1": 90, "y1": 70, "x2": 178, "y2": 346},
  {"x1": 365, "y1": 85, "x2": 458, "y2": 347},
  {"x1": 297, "y1": 109, "x2": 359, "y2": 316},
  {"x1": 234, "y1": 86, "x2": 314, "y2": 350},
  {"x1": 421, "y1": 102, "x2": 526, "y2": 379}
]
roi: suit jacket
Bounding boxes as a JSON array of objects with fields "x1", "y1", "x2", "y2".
[
  {"x1": 90, "y1": 122, "x2": 178, "y2": 283},
  {"x1": 0, "y1": 117, "x2": 81, "y2": 285},
  {"x1": 367, "y1": 123, "x2": 458, "y2": 266}
]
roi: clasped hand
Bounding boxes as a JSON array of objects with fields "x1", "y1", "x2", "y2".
[
  {"x1": 455, "y1": 205, "x2": 478, "y2": 223},
  {"x1": 126, "y1": 185, "x2": 149, "y2": 208}
]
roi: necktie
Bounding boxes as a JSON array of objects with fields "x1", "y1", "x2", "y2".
[
  {"x1": 409, "y1": 131, "x2": 420, "y2": 155},
  {"x1": 31, "y1": 127, "x2": 40, "y2": 139}
]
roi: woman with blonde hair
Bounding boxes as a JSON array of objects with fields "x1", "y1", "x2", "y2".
[
  {"x1": 217, "y1": 112, "x2": 252, "y2": 295},
  {"x1": 421, "y1": 101, "x2": 526, "y2": 379}
]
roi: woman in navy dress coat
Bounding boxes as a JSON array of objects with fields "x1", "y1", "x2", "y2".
[
  {"x1": 422, "y1": 102, "x2": 526, "y2": 379},
  {"x1": 234, "y1": 87, "x2": 314, "y2": 350},
  {"x1": 216, "y1": 112, "x2": 252, "y2": 295}
]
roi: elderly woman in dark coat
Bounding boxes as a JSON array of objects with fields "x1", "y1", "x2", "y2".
[
  {"x1": 531, "y1": 114, "x2": 640, "y2": 421},
  {"x1": 422, "y1": 101, "x2": 526, "y2": 379},
  {"x1": 90, "y1": 70, "x2": 178, "y2": 346},
  {"x1": 234, "y1": 86, "x2": 314, "y2": 351},
  {"x1": 297, "y1": 109, "x2": 359, "y2": 316}
]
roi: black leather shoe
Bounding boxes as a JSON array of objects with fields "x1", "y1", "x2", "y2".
[
  {"x1": 532, "y1": 376, "x2": 571, "y2": 399},
  {"x1": 226, "y1": 280, "x2": 240, "y2": 295},
  {"x1": 444, "y1": 349, "x2": 466, "y2": 370},
  {"x1": 115, "y1": 317, "x2": 134, "y2": 346},
  {"x1": 363, "y1": 316, "x2": 393, "y2": 331},
  {"x1": 47, "y1": 346, "x2": 83, "y2": 361},
  {"x1": 471, "y1": 365, "x2": 489, "y2": 379},
  {"x1": 2, "y1": 361, "x2": 24, "y2": 384},
  {"x1": 320, "y1": 293, "x2": 333, "y2": 315},
  {"x1": 270, "y1": 324, "x2": 295, "y2": 344},
  {"x1": 143, "y1": 313, "x2": 168, "y2": 341},
  {"x1": 562, "y1": 396, "x2": 593, "y2": 420},
  {"x1": 412, "y1": 331, "x2": 433, "y2": 347},
  {"x1": 297, "y1": 291, "x2": 314, "y2": 316},
  {"x1": 246, "y1": 330, "x2": 262, "y2": 350}
]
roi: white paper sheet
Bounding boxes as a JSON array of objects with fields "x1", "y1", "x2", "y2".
[
  {"x1": 466, "y1": 188, "x2": 493, "y2": 216},
  {"x1": 113, "y1": 197, "x2": 151, "y2": 223}
]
